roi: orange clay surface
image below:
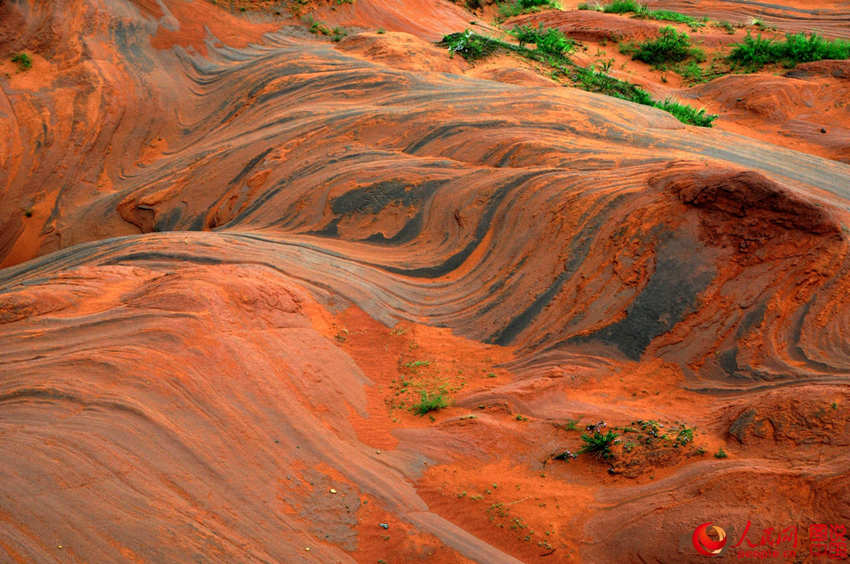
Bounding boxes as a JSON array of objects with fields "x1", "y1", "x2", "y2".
[{"x1": 1, "y1": 0, "x2": 849, "y2": 562}]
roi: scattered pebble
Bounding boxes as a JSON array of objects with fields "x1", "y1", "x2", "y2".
[{"x1": 329, "y1": 488, "x2": 337, "y2": 494}]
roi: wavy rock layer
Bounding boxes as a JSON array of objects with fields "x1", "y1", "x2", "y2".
[{"x1": 1, "y1": 0, "x2": 849, "y2": 562}]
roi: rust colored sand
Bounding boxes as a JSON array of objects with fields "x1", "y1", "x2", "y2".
[{"x1": 1, "y1": 0, "x2": 849, "y2": 562}]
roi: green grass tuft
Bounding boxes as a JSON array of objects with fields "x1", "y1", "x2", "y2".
[
  {"x1": 580, "y1": 430, "x2": 619, "y2": 458},
  {"x1": 497, "y1": 0, "x2": 557, "y2": 20},
  {"x1": 412, "y1": 391, "x2": 449, "y2": 415},
  {"x1": 652, "y1": 98, "x2": 717, "y2": 127},
  {"x1": 510, "y1": 24, "x2": 574, "y2": 55},
  {"x1": 729, "y1": 32, "x2": 850, "y2": 71},
  {"x1": 626, "y1": 26, "x2": 702, "y2": 65},
  {"x1": 11, "y1": 52, "x2": 32, "y2": 71},
  {"x1": 603, "y1": 0, "x2": 640, "y2": 14},
  {"x1": 647, "y1": 9, "x2": 705, "y2": 30}
]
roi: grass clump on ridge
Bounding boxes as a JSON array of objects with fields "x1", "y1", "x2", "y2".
[
  {"x1": 602, "y1": 0, "x2": 641, "y2": 13},
  {"x1": 647, "y1": 9, "x2": 706, "y2": 30},
  {"x1": 622, "y1": 26, "x2": 704, "y2": 65},
  {"x1": 510, "y1": 24, "x2": 574, "y2": 56},
  {"x1": 729, "y1": 32, "x2": 850, "y2": 71},
  {"x1": 445, "y1": 30, "x2": 500, "y2": 60},
  {"x1": 580, "y1": 1, "x2": 706, "y2": 30},
  {"x1": 497, "y1": 0, "x2": 558, "y2": 21},
  {"x1": 441, "y1": 29, "x2": 717, "y2": 126}
]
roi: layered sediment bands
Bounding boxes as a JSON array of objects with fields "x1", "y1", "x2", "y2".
[
  {"x1": 0, "y1": 263, "x2": 522, "y2": 562},
  {"x1": 690, "y1": 62, "x2": 850, "y2": 164},
  {"x1": 642, "y1": 0, "x2": 850, "y2": 39},
  {"x1": 2, "y1": 0, "x2": 850, "y2": 561},
  {"x1": 2, "y1": 0, "x2": 850, "y2": 380},
  {"x1": 509, "y1": 10, "x2": 666, "y2": 43},
  {"x1": 584, "y1": 457, "x2": 850, "y2": 563},
  {"x1": 311, "y1": 0, "x2": 474, "y2": 42}
]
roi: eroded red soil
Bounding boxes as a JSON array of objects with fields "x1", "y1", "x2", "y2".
[{"x1": 1, "y1": 0, "x2": 849, "y2": 562}]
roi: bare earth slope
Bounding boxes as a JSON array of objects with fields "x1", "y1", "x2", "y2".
[{"x1": 1, "y1": 0, "x2": 849, "y2": 562}]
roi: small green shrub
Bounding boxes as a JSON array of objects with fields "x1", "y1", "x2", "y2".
[
  {"x1": 579, "y1": 430, "x2": 619, "y2": 459},
  {"x1": 603, "y1": 0, "x2": 641, "y2": 14},
  {"x1": 11, "y1": 52, "x2": 32, "y2": 71},
  {"x1": 678, "y1": 60, "x2": 704, "y2": 82},
  {"x1": 728, "y1": 33, "x2": 776, "y2": 69},
  {"x1": 729, "y1": 32, "x2": 850, "y2": 70},
  {"x1": 412, "y1": 391, "x2": 448, "y2": 415},
  {"x1": 714, "y1": 448, "x2": 728, "y2": 459},
  {"x1": 536, "y1": 26, "x2": 573, "y2": 55},
  {"x1": 782, "y1": 32, "x2": 848, "y2": 62},
  {"x1": 673, "y1": 424, "x2": 695, "y2": 447},
  {"x1": 511, "y1": 24, "x2": 542, "y2": 48},
  {"x1": 630, "y1": 26, "x2": 698, "y2": 65},
  {"x1": 497, "y1": 0, "x2": 557, "y2": 20},
  {"x1": 443, "y1": 30, "x2": 498, "y2": 60},
  {"x1": 510, "y1": 24, "x2": 574, "y2": 55}
]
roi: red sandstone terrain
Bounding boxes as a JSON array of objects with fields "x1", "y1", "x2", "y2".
[{"x1": 1, "y1": 0, "x2": 849, "y2": 562}]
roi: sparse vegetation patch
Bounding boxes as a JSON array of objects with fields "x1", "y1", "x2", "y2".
[
  {"x1": 652, "y1": 98, "x2": 717, "y2": 127},
  {"x1": 580, "y1": 428, "x2": 619, "y2": 459},
  {"x1": 556, "y1": 419, "x2": 708, "y2": 477},
  {"x1": 11, "y1": 53, "x2": 32, "y2": 71},
  {"x1": 440, "y1": 29, "x2": 717, "y2": 126},
  {"x1": 412, "y1": 390, "x2": 449, "y2": 415},
  {"x1": 621, "y1": 26, "x2": 704, "y2": 65},
  {"x1": 510, "y1": 24, "x2": 574, "y2": 55},
  {"x1": 729, "y1": 32, "x2": 850, "y2": 71},
  {"x1": 581, "y1": 1, "x2": 706, "y2": 31},
  {"x1": 497, "y1": 0, "x2": 558, "y2": 21}
]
